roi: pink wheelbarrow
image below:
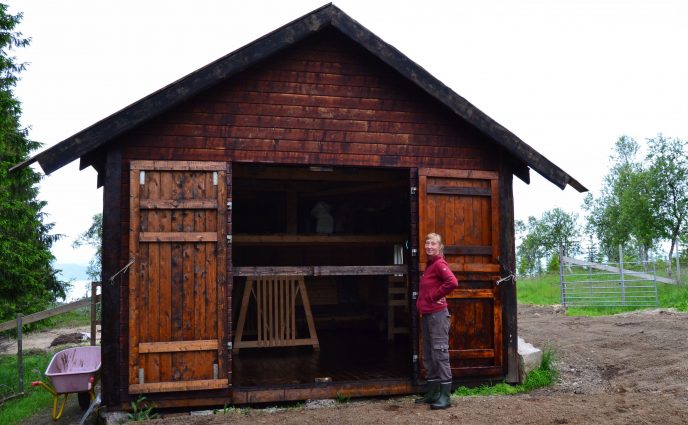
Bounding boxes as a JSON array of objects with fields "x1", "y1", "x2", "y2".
[{"x1": 32, "y1": 346, "x2": 101, "y2": 420}]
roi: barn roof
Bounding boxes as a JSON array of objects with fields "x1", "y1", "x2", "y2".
[{"x1": 14, "y1": 3, "x2": 586, "y2": 192}]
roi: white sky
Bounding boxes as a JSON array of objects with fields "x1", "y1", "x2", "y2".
[{"x1": 8, "y1": 0, "x2": 688, "y2": 266}]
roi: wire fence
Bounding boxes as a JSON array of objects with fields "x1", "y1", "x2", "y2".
[{"x1": 560, "y1": 250, "x2": 659, "y2": 308}]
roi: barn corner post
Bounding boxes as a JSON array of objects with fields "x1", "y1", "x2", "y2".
[
  {"x1": 499, "y1": 160, "x2": 519, "y2": 384},
  {"x1": 101, "y1": 146, "x2": 123, "y2": 407}
]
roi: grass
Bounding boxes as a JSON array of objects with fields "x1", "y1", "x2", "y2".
[
  {"x1": 453, "y1": 349, "x2": 557, "y2": 397},
  {"x1": 0, "y1": 352, "x2": 53, "y2": 425},
  {"x1": 517, "y1": 270, "x2": 688, "y2": 315}
]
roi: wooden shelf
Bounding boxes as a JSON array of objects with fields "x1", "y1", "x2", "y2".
[
  {"x1": 234, "y1": 265, "x2": 408, "y2": 277},
  {"x1": 233, "y1": 234, "x2": 406, "y2": 245}
]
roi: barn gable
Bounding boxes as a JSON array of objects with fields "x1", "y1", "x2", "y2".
[{"x1": 16, "y1": 3, "x2": 586, "y2": 193}]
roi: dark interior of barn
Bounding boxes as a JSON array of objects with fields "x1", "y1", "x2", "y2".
[{"x1": 231, "y1": 163, "x2": 412, "y2": 387}]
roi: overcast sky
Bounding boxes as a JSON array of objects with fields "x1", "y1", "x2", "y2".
[{"x1": 8, "y1": 0, "x2": 688, "y2": 266}]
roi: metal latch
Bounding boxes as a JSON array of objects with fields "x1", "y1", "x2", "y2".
[
  {"x1": 410, "y1": 186, "x2": 417, "y2": 195},
  {"x1": 412, "y1": 291, "x2": 418, "y2": 300},
  {"x1": 227, "y1": 341, "x2": 233, "y2": 350},
  {"x1": 226, "y1": 235, "x2": 232, "y2": 243},
  {"x1": 227, "y1": 201, "x2": 232, "y2": 210},
  {"x1": 411, "y1": 248, "x2": 418, "y2": 257}
]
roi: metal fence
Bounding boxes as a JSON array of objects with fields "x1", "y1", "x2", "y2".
[
  {"x1": 0, "y1": 283, "x2": 101, "y2": 405},
  {"x1": 560, "y1": 254, "x2": 659, "y2": 308}
]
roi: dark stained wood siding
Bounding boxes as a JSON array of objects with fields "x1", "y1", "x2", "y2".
[{"x1": 104, "y1": 28, "x2": 509, "y2": 405}]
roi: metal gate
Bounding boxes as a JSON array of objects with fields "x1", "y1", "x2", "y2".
[{"x1": 560, "y1": 253, "x2": 659, "y2": 308}]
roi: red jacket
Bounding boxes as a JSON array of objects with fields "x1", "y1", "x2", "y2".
[{"x1": 416, "y1": 255, "x2": 459, "y2": 314}]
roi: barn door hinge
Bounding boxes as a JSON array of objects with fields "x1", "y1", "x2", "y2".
[
  {"x1": 227, "y1": 341, "x2": 233, "y2": 350},
  {"x1": 227, "y1": 201, "x2": 232, "y2": 210},
  {"x1": 139, "y1": 171, "x2": 145, "y2": 185},
  {"x1": 412, "y1": 354, "x2": 418, "y2": 363},
  {"x1": 138, "y1": 368, "x2": 144, "y2": 385},
  {"x1": 226, "y1": 235, "x2": 232, "y2": 243},
  {"x1": 412, "y1": 291, "x2": 418, "y2": 300},
  {"x1": 410, "y1": 186, "x2": 417, "y2": 195},
  {"x1": 213, "y1": 363, "x2": 219, "y2": 379},
  {"x1": 411, "y1": 248, "x2": 418, "y2": 257},
  {"x1": 213, "y1": 172, "x2": 218, "y2": 186}
]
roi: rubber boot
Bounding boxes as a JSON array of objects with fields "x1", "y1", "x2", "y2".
[
  {"x1": 414, "y1": 379, "x2": 440, "y2": 404},
  {"x1": 430, "y1": 382, "x2": 452, "y2": 410}
]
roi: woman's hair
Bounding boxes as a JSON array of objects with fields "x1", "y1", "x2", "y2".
[{"x1": 425, "y1": 232, "x2": 444, "y2": 255}]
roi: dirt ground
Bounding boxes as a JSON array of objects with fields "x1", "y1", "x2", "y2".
[{"x1": 19, "y1": 305, "x2": 688, "y2": 424}]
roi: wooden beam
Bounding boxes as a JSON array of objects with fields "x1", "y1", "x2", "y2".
[
  {"x1": 129, "y1": 161, "x2": 226, "y2": 171},
  {"x1": 139, "y1": 232, "x2": 218, "y2": 242},
  {"x1": 426, "y1": 185, "x2": 491, "y2": 197},
  {"x1": 233, "y1": 265, "x2": 407, "y2": 277},
  {"x1": 129, "y1": 379, "x2": 228, "y2": 394},
  {"x1": 444, "y1": 245, "x2": 493, "y2": 256},
  {"x1": 233, "y1": 234, "x2": 405, "y2": 245},
  {"x1": 138, "y1": 340, "x2": 219, "y2": 354},
  {"x1": 139, "y1": 199, "x2": 218, "y2": 209},
  {"x1": 0, "y1": 296, "x2": 100, "y2": 332}
]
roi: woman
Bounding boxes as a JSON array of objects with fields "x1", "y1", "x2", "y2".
[{"x1": 415, "y1": 232, "x2": 458, "y2": 409}]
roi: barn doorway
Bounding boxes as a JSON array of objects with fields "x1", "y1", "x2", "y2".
[{"x1": 231, "y1": 163, "x2": 412, "y2": 387}]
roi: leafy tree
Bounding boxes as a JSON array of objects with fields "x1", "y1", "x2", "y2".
[
  {"x1": 0, "y1": 5, "x2": 65, "y2": 322},
  {"x1": 72, "y1": 213, "x2": 102, "y2": 281},
  {"x1": 646, "y1": 135, "x2": 688, "y2": 276},
  {"x1": 516, "y1": 208, "x2": 581, "y2": 275},
  {"x1": 583, "y1": 136, "x2": 659, "y2": 262}
]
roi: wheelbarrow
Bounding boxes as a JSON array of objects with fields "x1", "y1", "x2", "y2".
[{"x1": 32, "y1": 346, "x2": 101, "y2": 420}]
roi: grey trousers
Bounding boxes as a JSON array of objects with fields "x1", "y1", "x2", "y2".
[{"x1": 421, "y1": 309, "x2": 452, "y2": 382}]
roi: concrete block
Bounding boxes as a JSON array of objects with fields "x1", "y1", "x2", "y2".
[{"x1": 518, "y1": 337, "x2": 543, "y2": 384}]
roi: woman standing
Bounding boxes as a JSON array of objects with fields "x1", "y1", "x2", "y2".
[{"x1": 415, "y1": 233, "x2": 458, "y2": 409}]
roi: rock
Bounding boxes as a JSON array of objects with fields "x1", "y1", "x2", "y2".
[
  {"x1": 305, "y1": 399, "x2": 336, "y2": 409},
  {"x1": 518, "y1": 337, "x2": 543, "y2": 384},
  {"x1": 100, "y1": 410, "x2": 128, "y2": 425}
]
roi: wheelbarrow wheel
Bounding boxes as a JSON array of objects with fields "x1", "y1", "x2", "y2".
[{"x1": 78, "y1": 391, "x2": 91, "y2": 411}]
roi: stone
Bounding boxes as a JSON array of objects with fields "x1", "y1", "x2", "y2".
[{"x1": 518, "y1": 337, "x2": 543, "y2": 384}]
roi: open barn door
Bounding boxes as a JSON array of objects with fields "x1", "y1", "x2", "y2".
[
  {"x1": 128, "y1": 161, "x2": 229, "y2": 394},
  {"x1": 418, "y1": 168, "x2": 504, "y2": 378}
]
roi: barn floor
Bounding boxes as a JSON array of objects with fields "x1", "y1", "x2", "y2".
[{"x1": 232, "y1": 330, "x2": 412, "y2": 387}]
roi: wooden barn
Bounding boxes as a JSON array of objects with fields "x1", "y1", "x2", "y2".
[{"x1": 18, "y1": 4, "x2": 586, "y2": 410}]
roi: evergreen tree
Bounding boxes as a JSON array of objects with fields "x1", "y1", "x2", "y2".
[{"x1": 0, "y1": 4, "x2": 65, "y2": 322}]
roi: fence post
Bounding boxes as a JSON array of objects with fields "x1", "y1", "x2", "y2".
[
  {"x1": 619, "y1": 245, "x2": 626, "y2": 306},
  {"x1": 91, "y1": 282, "x2": 98, "y2": 346},
  {"x1": 676, "y1": 244, "x2": 681, "y2": 284},
  {"x1": 17, "y1": 314, "x2": 23, "y2": 395},
  {"x1": 559, "y1": 247, "x2": 566, "y2": 306}
]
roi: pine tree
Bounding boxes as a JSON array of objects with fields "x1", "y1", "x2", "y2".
[{"x1": 0, "y1": 4, "x2": 65, "y2": 322}]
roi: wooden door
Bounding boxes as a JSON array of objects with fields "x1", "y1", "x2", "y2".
[
  {"x1": 128, "y1": 161, "x2": 228, "y2": 393},
  {"x1": 418, "y1": 168, "x2": 504, "y2": 378}
]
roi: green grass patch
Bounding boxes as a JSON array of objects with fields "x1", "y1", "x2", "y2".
[
  {"x1": 517, "y1": 272, "x2": 688, "y2": 315},
  {"x1": 0, "y1": 353, "x2": 53, "y2": 425},
  {"x1": 453, "y1": 349, "x2": 557, "y2": 397}
]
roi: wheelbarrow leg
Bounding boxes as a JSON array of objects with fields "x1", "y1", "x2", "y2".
[{"x1": 32, "y1": 381, "x2": 68, "y2": 420}]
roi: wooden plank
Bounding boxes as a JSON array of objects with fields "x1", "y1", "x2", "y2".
[
  {"x1": 443, "y1": 245, "x2": 493, "y2": 256},
  {"x1": 426, "y1": 185, "x2": 491, "y2": 197},
  {"x1": 446, "y1": 263, "x2": 500, "y2": 273},
  {"x1": 128, "y1": 165, "x2": 142, "y2": 386},
  {"x1": 139, "y1": 340, "x2": 219, "y2": 353},
  {"x1": 129, "y1": 379, "x2": 229, "y2": 394},
  {"x1": 139, "y1": 232, "x2": 217, "y2": 242},
  {"x1": 457, "y1": 348, "x2": 496, "y2": 359},
  {"x1": 562, "y1": 256, "x2": 676, "y2": 284},
  {"x1": 101, "y1": 146, "x2": 122, "y2": 407},
  {"x1": 129, "y1": 160, "x2": 226, "y2": 171},
  {"x1": 0, "y1": 296, "x2": 100, "y2": 332},
  {"x1": 233, "y1": 265, "x2": 407, "y2": 276},
  {"x1": 232, "y1": 234, "x2": 405, "y2": 244},
  {"x1": 158, "y1": 170, "x2": 174, "y2": 383},
  {"x1": 145, "y1": 170, "x2": 161, "y2": 384},
  {"x1": 139, "y1": 199, "x2": 218, "y2": 209},
  {"x1": 419, "y1": 168, "x2": 499, "y2": 180},
  {"x1": 181, "y1": 171, "x2": 196, "y2": 380},
  {"x1": 491, "y1": 178, "x2": 500, "y2": 261}
]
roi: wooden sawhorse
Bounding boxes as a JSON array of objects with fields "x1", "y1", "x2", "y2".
[{"x1": 233, "y1": 275, "x2": 319, "y2": 354}]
